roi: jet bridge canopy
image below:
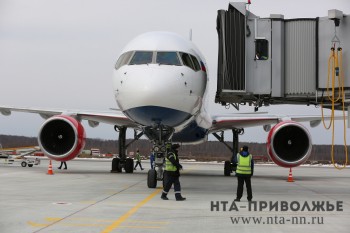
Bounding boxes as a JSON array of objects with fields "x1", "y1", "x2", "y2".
[{"x1": 216, "y1": 2, "x2": 350, "y2": 111}]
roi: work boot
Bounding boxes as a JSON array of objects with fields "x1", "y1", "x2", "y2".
[
  {"x1": 161, "y1": 193, "x2": 169, "y2": 200},
  {"x1": 175, "y1": 193, "x2": 186, "y2": 201},
  {"x1": 176, "y1": 196, "x2": 186, "y2": 201}
]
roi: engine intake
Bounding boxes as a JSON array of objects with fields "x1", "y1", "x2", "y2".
[
  {"x1": 38, "y1": 115, "x2": 86, "y2": 161},
  {"x1": 267, "y1": 121, "x2": 312, "y2": 167}
]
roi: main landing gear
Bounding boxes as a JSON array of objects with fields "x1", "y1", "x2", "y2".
[
  {"x1": 111, "y1": 124, "x2": 173, "y2": 189},
  {"x1": 111, "y1": 126, "x2": 143, "y2": 173},
  {"x1": 212, "y1": 128, "x2": 244, "y2": 176}
]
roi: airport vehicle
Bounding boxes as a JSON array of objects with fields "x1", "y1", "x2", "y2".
[
  {"x1": 0, "y1": 155, "x2": 40, "y2": 167},
  {"x1": 0, "y1": 154, "x2": 15, "y2": 164},
  {"x1": 19, "y1": 157, "x2": 40, "y2": 167},
  {"x1": 0, "y1": 31, "x2": 341, "y2": 187},
  {"x1": 0, "y1": 146, "x2": 41, "y2": 167}
]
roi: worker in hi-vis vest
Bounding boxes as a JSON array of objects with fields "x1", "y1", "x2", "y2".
[
  {"x1": 134, "y1": 149, "x2": 144, "y2": 170},
  {"x1": 161, "y1": 143, "x2": 186, "y2": 201},
  {"x1": 233, "y1": 145, "x2": 254, "y2": 202}
]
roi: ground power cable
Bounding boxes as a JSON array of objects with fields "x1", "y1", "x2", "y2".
[{"x1": 321, "y1": 44, "x2": 348, "y2": 170}]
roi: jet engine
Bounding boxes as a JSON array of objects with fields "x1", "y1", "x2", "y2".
[
  {"x1": 38, "y1": 115, "x2": 86, "y2": 161},
  {"x1": 266, "y1": 121, "x2": 312, "y2": 167}
]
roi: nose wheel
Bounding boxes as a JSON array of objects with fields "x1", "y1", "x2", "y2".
[{"x1": 147, "y1": 145, "x2": 166, "y2": 188}]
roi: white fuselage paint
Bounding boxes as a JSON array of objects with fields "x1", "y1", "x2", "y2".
[{"x1": 113, "y1": 32, "x2": 211, "y2": 135}]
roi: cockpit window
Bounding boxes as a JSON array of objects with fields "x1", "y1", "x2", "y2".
[
  {"x1": 179, "y1": 52, "x2": 195, "y2": 70},
  {"x1": 129, "y1": 51, "x2": 153, "y2": 65},
  {"x1": 190, "y1": 55, "x2": 201, "y2": 71},
  {"x1": 115, "y1": 50, "x2": 202, "y2": 71},
  {"x1": 156, "y1": 52, "x2": 181, "y2": 66},
  {"x1": 180, "y1": 52, "x2": 201, "y2": 71},
  {"x1": 115, "y1": 51, "x2": 134, "y2": 70}
]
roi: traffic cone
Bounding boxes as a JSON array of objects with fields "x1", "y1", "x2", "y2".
[
  {"x1": 287, "y1": 167, "x2": 294, "y2": 182},
  {"x1": 47, "y1": 160, "x2": 54, "y2": 175}
]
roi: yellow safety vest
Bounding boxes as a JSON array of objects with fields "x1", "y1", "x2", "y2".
[
  {"x1": 165, "y1": 152, "x2": 177, "y2": 171},
  {"x1": 236, "y1": 153, "x2": 252, "y2": 175},
  {"x1": 136, "y1": 152, "x2": 141, "y2": 162}
]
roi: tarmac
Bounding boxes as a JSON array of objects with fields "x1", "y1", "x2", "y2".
[{"x1": 0, "y1": 159, "x2": 349, "y2": 233}]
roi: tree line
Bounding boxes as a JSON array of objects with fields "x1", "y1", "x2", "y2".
[{"x1": 0, "y1": 134, "x2": 348, "y2": 163}]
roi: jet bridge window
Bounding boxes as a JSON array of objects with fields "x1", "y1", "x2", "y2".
[
  {"x1": 255, "y1": 39, "x2": 268, "y2": 60},
  {"x1": 115, "y1": 51, "x2": 134, "y2": 70},
  {"x1": 156, "y1": 52, "x2": 181, "y2": 66},
  {"x1": 129, "y1": 51, "x2": 153, "y2": 65}
]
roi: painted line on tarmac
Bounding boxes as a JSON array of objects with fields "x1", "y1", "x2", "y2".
[
  {"x1": 101, "y1": 165, "x2": 198, "y2": 233},
  {"x1": 101, "y1": 188, "x2": 162, "y2": 233},
  {"x1": 30, "y1": 182, "x2": 144, "y2": 233}
]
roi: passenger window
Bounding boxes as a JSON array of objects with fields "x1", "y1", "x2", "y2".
[
  {"x1": 190, "y1": 55, "x2": 201, "y2": 71},
  {"x1": 180, "y1": 52, "x2": 195, "y2": 70},
  {"x1": 115, "y1": 51, "x2": 134, "y2": 70},
  {"x1": 129, "y1": 51, "x2": 153, "y2": 65},
  {"x1": 156, "y1": 52, "x2": 181, "y2": 66}
]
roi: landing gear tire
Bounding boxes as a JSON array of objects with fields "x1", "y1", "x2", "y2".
[
  {"x1": 28, "y1": 164, "x2": 33, "y2": 167},
  {"x1": 124, "y1": 158, "x2": 134, "y2": 173},
  {"x1": 224, "y1": 161, "x2": 232, "y2": 176},
  {"x1": 147, "y1": 169, "x2": 157, "y2": 188},
  {"x1": 21, "y1": 161, "x2": 27, "y2": 167},
  {"x1": 111, "y1": 157, "x2": 121, "y2": 173}
]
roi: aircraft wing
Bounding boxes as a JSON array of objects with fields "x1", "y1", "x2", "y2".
[
  {"x1": 0, "y1": 106, "x2": 139, "y2": 128},
  {"x1": 209, "y1": 113, "x2": 344, "y2": 132}
]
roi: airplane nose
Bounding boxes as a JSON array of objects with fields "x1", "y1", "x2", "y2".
[{"x1": 114, "y1": 65, "x2": 194, "y2": 127}]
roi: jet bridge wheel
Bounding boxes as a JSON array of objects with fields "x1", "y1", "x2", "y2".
[
  {"x1": 124, "y1": 158, "x2": 134, "y2": 173},
  {"x1": 224, "y1": 161, "x2": 232, "y2": 176},
  {"x1": 147, "y1": 169, "x2": 157, "y2": 188}
]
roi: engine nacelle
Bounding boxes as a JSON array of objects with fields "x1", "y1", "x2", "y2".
[
  {"x1": 38, "y1": 115, "x2": 86, "y2": 161},
  {"x1": 267, "y1": 121, "x2": 312, "y2": 167}
]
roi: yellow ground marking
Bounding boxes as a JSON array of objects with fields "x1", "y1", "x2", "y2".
[
  {"x1": 101, "y1": 188, "x2": 162, "y2": 233},
  {"x1": 29, "y1": 166, "x2": 195, "y2": 231},
  {"x1": 27, "y1": 221, "x2": 49, "y2": 227},
  {"x1": 45, "y1": 217, "x2": 62, "y2": 222}
]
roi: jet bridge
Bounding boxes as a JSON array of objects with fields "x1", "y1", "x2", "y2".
[{"x1": 216, "y1": 2, "x2": 350, "y2": 111}]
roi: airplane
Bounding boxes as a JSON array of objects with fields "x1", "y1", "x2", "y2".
[{"x1": 0, "y1": 31, "x2": 342, "y2": 188}]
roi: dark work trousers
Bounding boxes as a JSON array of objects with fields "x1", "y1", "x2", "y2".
[
  {"x1": 236, "y1": 175, "x2": 253, "y2": 200},
  {"x1": 162, "y1": 171, "x2": 181, "y2": 197},
  {"x1": 134, "y1": 161, "x2": 143, "y2": 169},
  {"x1": 58, "y1": 162, "x2": 67, "y2": 169}
]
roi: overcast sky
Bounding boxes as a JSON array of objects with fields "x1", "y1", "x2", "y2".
[{"x1": 0, "y1": 0, "x2": 349, "y2": 145}]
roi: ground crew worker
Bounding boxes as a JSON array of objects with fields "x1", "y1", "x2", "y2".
[
  {"x1": 233, "y1": 145, "x2": 254, "y2": 202},
  {"x1": 161, "y1": 144, "x2": 186, "y2": 201},
  {"x1": 150, "y1": 150, "x2": 155, "y2": 169},
  {"x1": 58, "y1": 161, "x2": 67, "y2": 169},
  {"x1": 134, "y1": 149, "x2": 144, "y2": 170}
]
